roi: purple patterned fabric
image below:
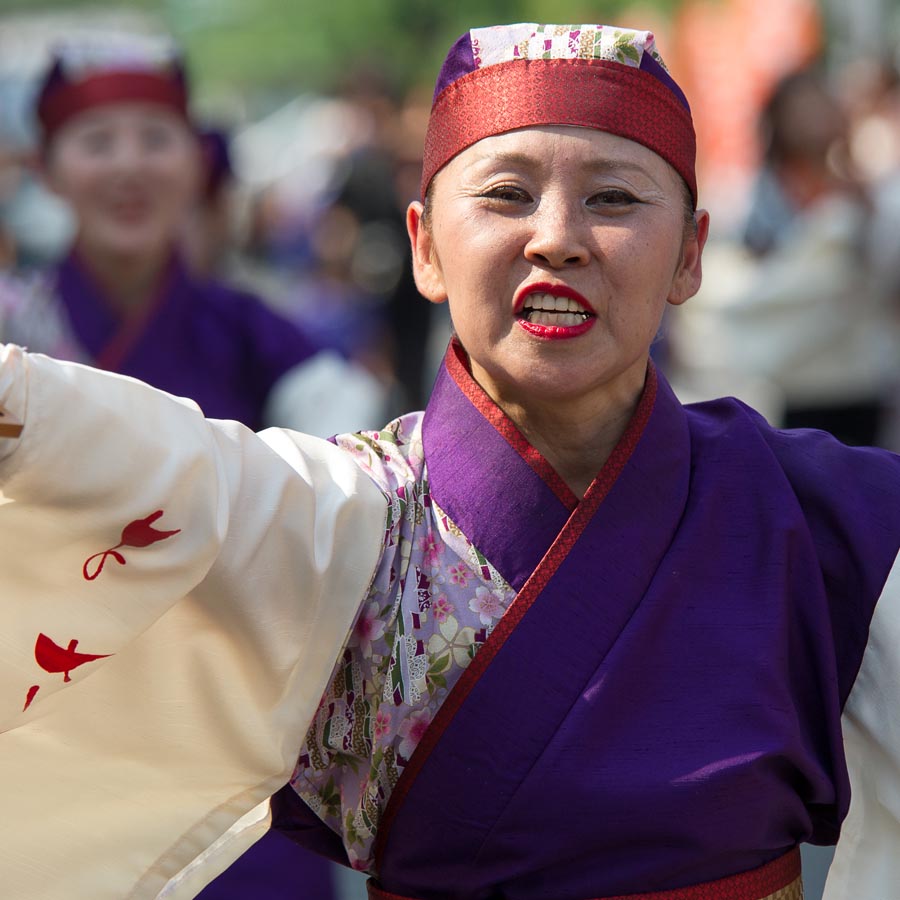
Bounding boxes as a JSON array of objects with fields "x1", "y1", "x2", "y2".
[
  {"x1": 370, "y1": 361, "x2": 900, "y2": 899},
  {"x1": 640, "y1": 51, "x2": 690, "y2": 110},
  {"x1": 432, "y1": 24, "x2": 689, "y2": 109},
  {"x1": 432, "y1": 31, "x2": 477, "y2": 100}
]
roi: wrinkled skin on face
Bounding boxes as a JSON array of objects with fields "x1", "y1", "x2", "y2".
[{"x1": 407, "y1": 125, "x2": 709, "y2": 491}]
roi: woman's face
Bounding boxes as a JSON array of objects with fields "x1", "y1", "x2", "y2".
[
  {"x1": 408, "y1": 125, "x2": 708, "y2": 413},
  {"x1": 42, "y1": 102, "x2": 201, "y2": 262}
]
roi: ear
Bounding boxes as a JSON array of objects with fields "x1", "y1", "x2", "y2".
[
  {"x1": 33, "y1": 145, "x2": 64, "y2": 197},
  {"x1": 183, "y1": 132, "x2": 206, "y2": 201},
  {"x1": 406, "y1": 200, "x2": 448, "y2": 304},
  {"x1": 667, "y1": 208, "x2": 710, "y2": 307}
]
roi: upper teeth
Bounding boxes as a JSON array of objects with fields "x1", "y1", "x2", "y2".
[{"x1": 522, "y1": 292, "x2": 588, "y2": 314}]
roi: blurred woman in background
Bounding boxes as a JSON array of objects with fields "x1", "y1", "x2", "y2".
[{"x1": 0, "y1": 32, "x2": 383, "y2": 438}]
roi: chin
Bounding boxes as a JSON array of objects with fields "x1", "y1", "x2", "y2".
[{"x1": 94, "y1": 226, "x2": 169, "y2": 260}]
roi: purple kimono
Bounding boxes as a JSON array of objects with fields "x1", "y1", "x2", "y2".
[
  {"x1": 271, "y1": 340, "x2": 900, "y2": 899},
  {"x1": 0, "y1": 251, "x2": 318, "y2": 431}
]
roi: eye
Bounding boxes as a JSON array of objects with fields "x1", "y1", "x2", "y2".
[
  {"x1": 480, "y1": 184, "x2": 533, "y2": 204},
  {"x1": 587, "y1": 189, "x2": 638, "y2": 208},
  {"x1": 141, "y1": 124, "x2": 179, "y2": 152}
]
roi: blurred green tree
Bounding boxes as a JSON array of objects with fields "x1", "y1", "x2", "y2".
[{"x1": 0, "y1": 0, "x2": 686, "y2": 106}]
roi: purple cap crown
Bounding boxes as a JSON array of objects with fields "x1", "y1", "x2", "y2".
[{"x1": 433, "y1": 24, "x2": 689, "y2": 111}]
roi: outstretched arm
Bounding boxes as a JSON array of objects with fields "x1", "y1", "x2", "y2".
[
  {"x1": 0, "y1": 345, "x2": 387, "y2": 899},
  {"x1": 0, "y1": 404, "x2": 21, "y2": 437},
  {"x1": 826, "y1": 552, "x2": 900, "y2": 900}
]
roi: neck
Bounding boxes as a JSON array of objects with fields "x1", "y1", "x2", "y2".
[
  {"x1": 480, "y1": 368, "x2": 648, "y2": 499},
  {"x1": 73, "y1": 240, "x2": 172, "y2": 314}
]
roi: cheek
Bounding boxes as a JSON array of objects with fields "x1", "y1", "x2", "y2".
[
  {"x1": 610, "y1": 228, "x2": 685, "y2": 306},
  {"x1": 147, "y1": 159, "x2": 201, "y2": 216},
  {"x1": 151, "y1": 148, "x2": 198, "y2": 188},
  {"x1": 607, "y1": 296, "x2": 661, "y2": 343},
  {"x1": 46, "y1": 154, "x2": 105, "y2": 202},
  {"x1": 604, "y1": 241, "x2": 674, "y2": 337},
  {"x1": 438, "y1": 229, "x2": 528, "y2": 334}
]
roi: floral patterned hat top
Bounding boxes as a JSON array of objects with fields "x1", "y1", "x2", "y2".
[
  {"x1": 421, "y1": 23, "x2": 697, "y2": 205},
  {"x1": 36, "y1": 32, "x2": 189, "y2": 142}
]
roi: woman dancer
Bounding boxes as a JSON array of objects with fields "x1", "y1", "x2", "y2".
[{"x1": 0, "y1": 22, "x2": 897, "y2": 900}]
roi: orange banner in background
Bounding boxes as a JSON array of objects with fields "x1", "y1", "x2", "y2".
[{"x1": 657, "y1": 0, "x2": 821, "y2": 218}]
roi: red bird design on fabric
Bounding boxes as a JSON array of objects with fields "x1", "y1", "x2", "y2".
[
  {"x1": 82, "y1": 510, "x2": 181, "y2": 580},
  {"x1": 34, "y1": 633, "x2": 112, "y2": 681},
  {"x1": 23, "y1": 633, "x2": 113, "y2": 710}
]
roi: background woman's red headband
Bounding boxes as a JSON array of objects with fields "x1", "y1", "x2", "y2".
[
  {"x1": 37, "y1": 69, "x2": 189, "y2": 141},
  {"x1": 35, "y1": 36, "x2": 190, "y2": 143}
]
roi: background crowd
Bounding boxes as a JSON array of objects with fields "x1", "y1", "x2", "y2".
[{"x1": 2, "y1": 0, "x2": 900, "y2": 897}]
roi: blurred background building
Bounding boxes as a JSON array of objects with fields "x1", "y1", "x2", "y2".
[{"x1": 3, "y1": 0, "x2": 900, "y2": 896}]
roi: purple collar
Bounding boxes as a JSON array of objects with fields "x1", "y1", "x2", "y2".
[{"x1": 422, "y1": 340, "x2": 672, "y2": 593}]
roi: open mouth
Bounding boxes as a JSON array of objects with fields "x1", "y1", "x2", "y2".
[
  {"x1": 108, "y1": 195, "x2": 154, "y2": 222},
  {"x1": 517, "y1": 292, "x2": 594, "y2": 327}
]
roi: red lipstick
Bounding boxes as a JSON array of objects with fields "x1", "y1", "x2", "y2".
[{"x1": 514, "y1": 283, "x2": 596, "y2": 340}]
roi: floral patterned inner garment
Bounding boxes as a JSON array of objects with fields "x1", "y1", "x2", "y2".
[{"x1": 291, "y1": 411, "x2": 515, "y2": 872}]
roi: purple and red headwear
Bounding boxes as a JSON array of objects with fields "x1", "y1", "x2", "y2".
[
  {"x1": 421, "y1": 24, "x2": 697, "y2": 206},
  {"x1": 35, "y1": 33, "x2": 190, "y2": 144}
]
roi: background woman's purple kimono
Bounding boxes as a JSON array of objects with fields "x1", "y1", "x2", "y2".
[{"x1": 0, "y1": 251, "x2": 319, "y2": 431}]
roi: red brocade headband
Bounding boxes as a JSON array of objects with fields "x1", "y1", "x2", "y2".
[
  {"x1": 37, "y1": 70, "x2": 189, "y2": 140},
  {"x1": 420, "y1": 25, "x2": 698, "y2": 206},
  {"x1": 421, "y1": 59, "x2": 697, "y2": 205}
]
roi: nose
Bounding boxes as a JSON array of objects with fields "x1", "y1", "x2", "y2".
[
  {"x1": 107, "y1": 134, "x2": 145, "y2": 174},
  {"x1": 523, "y1": 197, "x2": 591, "y2": 269}
]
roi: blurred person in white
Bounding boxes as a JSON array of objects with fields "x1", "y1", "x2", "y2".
[
  {"x1": 672, "y1": 64, "x2": 900, "y2": 447},
  {"x1": 841, "y1": 56, "x2": 900, "y2": 451}
]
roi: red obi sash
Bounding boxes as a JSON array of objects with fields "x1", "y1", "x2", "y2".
[{"x1": 367, "y1": 846, "x2": 802, "y2": 900}]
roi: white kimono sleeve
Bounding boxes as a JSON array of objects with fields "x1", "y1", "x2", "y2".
[
  {"x1": 825, "y1": 552, "x2": 900, "y2": 899},
  {"x1": 0, "y1": 346, "x2": 387, "y2": 899}
]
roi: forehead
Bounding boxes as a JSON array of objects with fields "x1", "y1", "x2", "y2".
[
  {"x1": 55, "y1": 102, "x2": 190, "y2": 136},
  {"x1": 436, "y1": 125, "x2": 681, "y2": 188}
]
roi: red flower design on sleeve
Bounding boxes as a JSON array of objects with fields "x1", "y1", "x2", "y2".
[{"x1": 82, "y1": 510, "x2": 181, "y2": 580}]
